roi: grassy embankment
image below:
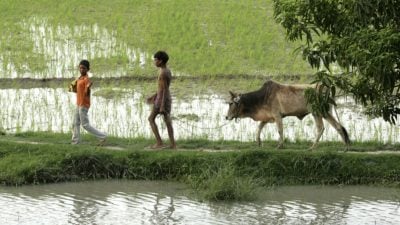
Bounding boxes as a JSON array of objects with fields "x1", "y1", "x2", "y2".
[{"x1": 1, "y1": 132, "x2": 399, "y2": 201}]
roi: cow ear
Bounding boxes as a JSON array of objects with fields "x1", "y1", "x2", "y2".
[{"x1": 229, "y1": 91, "x2": 236, "y2": 98}]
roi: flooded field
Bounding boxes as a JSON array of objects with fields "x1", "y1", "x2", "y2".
[
  {"x1": 1, "y1": 18, "x2": 149, "y2": 79},
  {"x1": 0, "y1": 180, "x2": 399, "y2": 225},
  {"x1": 0, "y1": 17, "x2": 398, "y2": 144},
  {"x1": 0, "y1": 87, "x2": 399, "y2": 143}
]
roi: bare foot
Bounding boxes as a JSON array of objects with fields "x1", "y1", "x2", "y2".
[{"x1": 149, "y1": 144, "x2": 166, "y2": 149}]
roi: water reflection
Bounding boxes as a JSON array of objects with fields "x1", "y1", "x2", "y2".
[
  {"x1": 0, "y1": 180, "x2": 188, "y2": 225},
  {"x1": 0, "y1": 180, "x2": 399, "y2": 225},
  {"x1": 0, "y1": 88, "x2": 399, "y2": 143}
]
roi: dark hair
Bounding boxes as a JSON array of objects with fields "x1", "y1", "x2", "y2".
[
  {"x1": 79, "y1": 60, "x2": 90, "y2": 70},
  {"x1": 154, "y1": 51, "x2": 169, "y2": 64}
]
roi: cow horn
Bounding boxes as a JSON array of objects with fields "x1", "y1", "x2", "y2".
[{"x1": 233, "y1": 96, "x2": 241, "y2": 103}]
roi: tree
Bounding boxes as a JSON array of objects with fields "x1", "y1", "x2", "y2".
[{"x1": 273, "y1": 0, "x2": 400, "y2": 124}]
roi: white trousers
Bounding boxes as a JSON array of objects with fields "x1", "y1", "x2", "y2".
[{"x1": 71, "y1": 106, "x2": 106, "y2": 144}]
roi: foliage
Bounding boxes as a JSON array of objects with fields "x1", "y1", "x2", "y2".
[
  {"x1": 304, "y1": 71, "x2": 337, "y2": 117},
  {"x1": 273, "y1": 0, "x2": 400, "y2": 123}
]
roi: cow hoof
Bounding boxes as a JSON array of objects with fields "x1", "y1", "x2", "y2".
[{"x1": 308, "y1": 144, "x2": 317, "y2": 151}]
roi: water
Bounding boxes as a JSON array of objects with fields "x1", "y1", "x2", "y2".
[
  {"x1": 0, "y1": 180, "x2": 399, "y2": 225},
  {"x1": 0, "y1": 88, "x2": 399, "y2": 143}
]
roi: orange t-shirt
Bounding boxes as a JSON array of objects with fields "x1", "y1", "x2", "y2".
[{"x1": 76, "y1": 75, "x2": 91, "y2": 108}]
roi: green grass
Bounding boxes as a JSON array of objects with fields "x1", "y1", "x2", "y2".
[
  {"x1": 0, "y1": 0, "x2": 313, "y2": 78},
  {"x1": 1, "y1": 132, "x2": 400, "y2": 201}
]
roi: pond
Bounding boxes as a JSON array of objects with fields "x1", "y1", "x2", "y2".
[
  {"x1": 0, "y1": 87, "x2": 399, "y2": 143},
  {"x1": 0, "y1": 180, "x2": 399, "y2": 225}
]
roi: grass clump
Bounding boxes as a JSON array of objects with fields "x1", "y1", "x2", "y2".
[{"x1": 188, "y1": 164, "x2": 260, "y2": 201}]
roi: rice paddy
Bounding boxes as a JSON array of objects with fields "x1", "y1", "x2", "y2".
[
  {"x1": 0, "y1": 0, "x2": 398, "y2": 145},
  {"x1": 0, "y1": 0, "x2": 312, "y2": 78}
]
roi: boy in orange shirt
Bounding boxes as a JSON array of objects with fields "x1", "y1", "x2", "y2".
[{"x1": 71, "y1": 60, "x2": 106, "y2": 145}]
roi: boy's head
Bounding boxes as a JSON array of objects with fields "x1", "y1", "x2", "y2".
[
  {"x1": 153, "y1": 51, "x2": 169, "y2": 65},
  {"x1": 79, "y1": 60, "x2": 90, "y2": 70}
]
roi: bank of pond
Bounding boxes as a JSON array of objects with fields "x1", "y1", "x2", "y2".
[{"x1": 1, "y1": 132, "x2": 399, "y2": 202}]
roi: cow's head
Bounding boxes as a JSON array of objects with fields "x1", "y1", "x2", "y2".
[{"x1": 226, "y1": 91, "x2": 242, "y2": 120}]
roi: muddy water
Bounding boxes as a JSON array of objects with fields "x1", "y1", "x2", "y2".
[
  {"x1": 0, "y1": 180, "x2": 399, "y2": 225},
  {"x1": 0, "y1": 88, "x2": 399, "y2": 143}
]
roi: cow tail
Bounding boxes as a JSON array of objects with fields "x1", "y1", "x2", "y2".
[
  {"x1": 341, "y1": 126, "x2": 350, "y2": 144},
  {"x1": 333, "y1": 104, "x2": 341, "y2": 124},
  {"x1": 334, "y1": 104, "x2": 351, "y2": 144}
]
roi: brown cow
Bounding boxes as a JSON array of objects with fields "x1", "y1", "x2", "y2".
[{"x1": 225, "y1": 80, "x2": 350, "y2": 149}]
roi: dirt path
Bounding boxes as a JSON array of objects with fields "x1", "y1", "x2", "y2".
[
  {"x1": 11, "y1": 140, "x2": 126, "y2": 151},
  {"x1": 6, "y1": 139, "x2": 400, "y2": 154}
]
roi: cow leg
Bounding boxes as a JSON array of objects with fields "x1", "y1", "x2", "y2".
[
  {"x1": 275, "y1": 116, "x2": 284, "y2": 149},
  {"x1": 256, "y1": 121, "x2": 267, "y2": 147},
  {"x1": 310, "y1": 114, "x2": 324, "y2": 150},
  {"x1": 324, "y1": 113, "x2": 351, "y2": 150}
]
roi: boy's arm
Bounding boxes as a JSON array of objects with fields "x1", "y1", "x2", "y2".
[
  {"x1": 85, "y1": 78, "x2": 92, "y2": 96},
  {"x1": 159, "y1": 71, "x2": 168, "y2": 113}
]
